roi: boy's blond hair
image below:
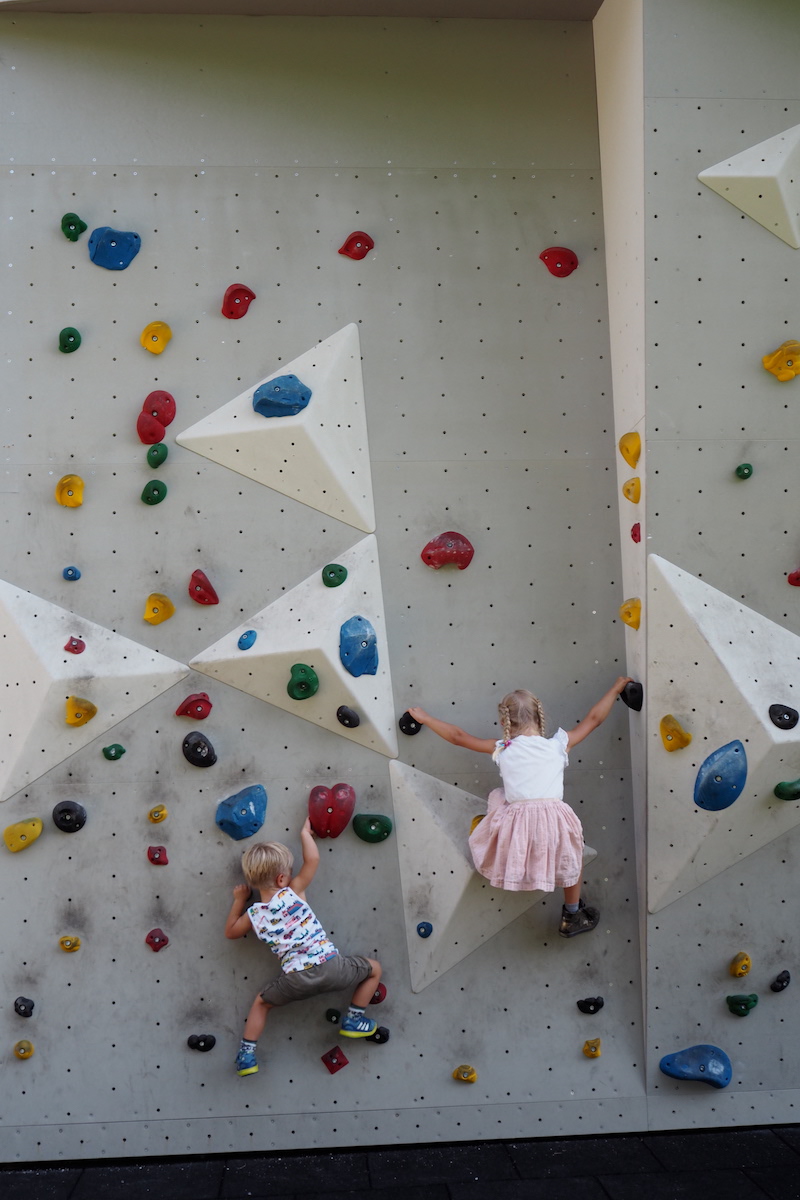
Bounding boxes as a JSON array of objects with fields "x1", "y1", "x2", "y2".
[{"x1": 241, "y1": 842, "x2": 294, "y2": 889}]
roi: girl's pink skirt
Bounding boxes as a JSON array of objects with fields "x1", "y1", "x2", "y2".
[{"x1": 468, "y1": 787, "x2": 584, "y2": 892}]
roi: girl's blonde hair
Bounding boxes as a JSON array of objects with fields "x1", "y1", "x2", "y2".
[
  {"x1": 241, "y1": 842, "x2": 293, "y2": 889},
  {"x1": 498, "y1": 689, "x2": 546, "y2": 742}
]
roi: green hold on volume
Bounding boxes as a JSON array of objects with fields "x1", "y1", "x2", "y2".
[
  {"x1": 774, "y1": 778, "x2": 800, "y2": 801},
  {"x1": 102, "y1": 744, "x2": 126, "y2": 761},
  {"x1": 287, "y1": 663, "x2": 319, "y2": 700}
]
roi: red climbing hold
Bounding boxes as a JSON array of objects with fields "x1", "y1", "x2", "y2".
[
  {"x1": 137, "y1": 411, "x2": 166, "y2": 445},
  {"x1": 175, "y1": 692, "x2": 213, "y2": 720},
  {"x1": 338, "y1": 232, "x2": 374, "y2": 260},
  {"x1": 188, "y1": 569, "x2": 219, "y2": 606},
  {"x1": 539, "y1": 247, "x2": 579, "y2": 278},
  {"x1": 421, "y1": 531, "x2": 475, "y2": 570},
  {"x1": 631, "y1": 523, "x2": 641, "y2": 544},
  {"x1": 147, "y1": 845, "x2": 169, "y2": 865},
  {"x1": 64, "y1": 636, "x2": 85, "y2": 654},
  {"x1": 321, "y1": 1046, "x2": 349, "y2": 1074},
  {"x1": 308, "y1": 783, "x2": 356, "y2": 839},
  {"x1": 789, "y1": 570, "x2": 800, "y2": 587},
  {"x1": 221, "y1": 283, "x2": 256, "y2": 319},
  {"x1": 145, "y1": 928, "x2": 169, "y2": 951}
]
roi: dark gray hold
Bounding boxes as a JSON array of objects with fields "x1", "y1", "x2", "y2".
[
  {"x1": 52, "y1": 800, "x2": 87, "y2": 833},
  {"x1": 14, "y1": 996, "x2": 34, "y2": 1018},
  {"x1": 182, "y1": 731, "x2": 217, "y2": 767},
  {"x1": 399, "y1": 711, "x2": 422, "y2": 736},
  {"x1": 187, "y1": 1033, "x2": 216, "y2": 1051},
  {"x1": 576, "y1": 996, "x2": 604, "y2": 1014},
  {"x1": 771, "y1": 970, "x2": 791, "y2": 993},
  {"x1": 336, "y1": 705, "x2": 360, "y2": 728},
  {"x1": 769, "y1": 704, "x2": 799, "y2": 730},
  {"x1": 369, "y1": 1026, "x2": 391, "y2": 1044},
  {"x1": 620, "y1": 682, "x2": 643, "y2": 712}
]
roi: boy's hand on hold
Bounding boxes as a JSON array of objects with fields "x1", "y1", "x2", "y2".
[{"x1": 301, "y1": 815, "x2": 314, "y2": 836}]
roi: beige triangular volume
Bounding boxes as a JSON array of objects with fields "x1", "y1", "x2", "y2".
[
  {"x1": 0, "y1": 579, "x2": 188, "y2": 803},
  {"x1": 175, "y1": 323, "x2": 374, "y2": 532},
  {"x1": 647, "y1": 555, "x2": 800, "y2": 913},
  {"x1": 390, "y1": 761, "x2": 596, "y2": 993},
  {"x1": 190, "y1": 535, "x2": 397, "y2": 758},
  {"x1": 699, "y1": 123, "x2": 800, "y2": 248}
]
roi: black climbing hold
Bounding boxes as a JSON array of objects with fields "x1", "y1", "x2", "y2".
[
  {"x1": 399, "y1": 711, "x2": 422, "y2": 736},
  {"x1": 182, "y1": 731, "x2": 217, "y2": 767},
  {"x1": 52, "y1": 800, "x2": 87, "y2": 833},
  {"x1": 769, "y1": 704, "x2": 799, "y2": 730},
  {"x1": 336, "y1": 705, "x2": 360, "y2": 728},
  {"x1": 620, "y1": 682, "x2": 643, "y2": 712},
  {"x1": 326, "y1": 1008, "x2": 341, "y2": 1024},
  {"x1": 771, "y1": 970, "x2": 791, "y2": 993},
  {"x1": 576, "y1": 996, "x2": 604, "y2": 1015},
  {"x1": 187, "y1": 1034, "x2": 216, "y2": 1052},
  {"x1": 14, "y1": 996, "x2": 34, "y2": 1018},
  {"x1": 369, "y1": 1026, "x2": 391, "y2": 1044}
]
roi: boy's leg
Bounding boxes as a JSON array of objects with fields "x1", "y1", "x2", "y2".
[
  {"x1": 341, "y1": 959, "x2": 381, "y2": 1038},
  {"x1": 236, "y1": 994, "x2": 272, "y2": 1076},
  {"x1": 351, "y1": 958, "x2": 381, "y2": 1009}
]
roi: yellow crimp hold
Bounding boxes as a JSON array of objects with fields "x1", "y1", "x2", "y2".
[
  {"x1": 3, "y1": 818, "x2": 43, "y2": 853},
  {"x1": 762, "y1": 339, "x2": 800, "y2": 382},
  {"x1": 619, "y1": 598, "x2": 641, "y2": 630},
  {"x1": 618, "y1": 432, "x2": 641, "y2": 470},
  {"x1": 452, "y1": 1064, "x2": 478, "y2": 1083},
  {"x1": 583, "y1": 1038, "x2": 602, "y2": 1058},
  {"x1": 59, "y1": 935, "x2": 81, "y2": 952},
  {"x1": 659, "y1": 714, "x2": 692, "y2": 752},
  {"x1": 622, "y1": 477, "x2": 641, "y2": 504},
  {"x1": 140, "y1": 321, "x2": 172, "y2": 355},
  {"x1": 65, "y1": 695, "x2": 97, "y2": 726},
  {"x1": 143, "y1": 592, "x2": 175, "y2": 625},
  {"x1": 54, "y1": 474, "x2": 84, "y2": 507},
  {"x1": 470, "y1": 814, "x2": 484, "y2": 834},
  {"x1": 14, "y1": 1040, "x2": 34, "y2": 1060},
  {"x1": 730, "y1": 951, "x2": 751, "y2": 978},
  {"x1": 149, "y1": 803, "x2": 168, "y2": 824}
]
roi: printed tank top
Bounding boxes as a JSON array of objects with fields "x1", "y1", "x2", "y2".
[{"x1": 247, "y1": 886, "x2": 338, "y2": 973}]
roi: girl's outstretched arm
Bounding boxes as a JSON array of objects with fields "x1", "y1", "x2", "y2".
[
  {"x1": 406, "y1": 706, "x2": 496, "y2": 754},
  {"x1": 566, "y1": 677, "x2": 632, "y2": 750}
]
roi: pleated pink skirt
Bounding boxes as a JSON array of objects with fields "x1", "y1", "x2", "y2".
[{"x1": 468, "y1": 787, "x2": 584, "y2": 892}]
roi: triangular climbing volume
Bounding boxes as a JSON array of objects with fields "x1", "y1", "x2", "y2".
[
  {"x1": 647, "y1": 555, "x2": 800, "y2": 912},
  {"x1": 189, "y1": 535, "x2": 397, "y2": 758},
  {"x1": 0, "y1": 579, "x2": 188, "y2": 803},
  {"x1": 175, "y1": 323, "x2": 375, "y2": 532},
  {"x1": 698, "y1": 123, "x2": 800, "y2": 248}
]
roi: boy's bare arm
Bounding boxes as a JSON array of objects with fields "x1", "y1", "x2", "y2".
[
  {"x1": 225, "y1": 883, "x2": 253, "y2": 939},
  {"x1": 291, "y1": 817, "x2": 319, "y2": 895}
]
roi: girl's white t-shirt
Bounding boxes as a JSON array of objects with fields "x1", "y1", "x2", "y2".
[{"x1": 494, "y1": 728, "x2": 570, "y2": 802}]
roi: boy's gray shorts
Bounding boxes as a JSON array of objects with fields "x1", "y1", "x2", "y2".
[{"x1": 260, "y1": 954, "x2": 373, "y2": 1006}]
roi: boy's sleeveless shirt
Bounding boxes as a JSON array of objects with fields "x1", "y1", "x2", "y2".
[
  {"x1": 247, "y1": 886, "x2": 338, "y2": 972},
  {"x1": 495, "y1": 728, "x2": 570, "y2": 801}
]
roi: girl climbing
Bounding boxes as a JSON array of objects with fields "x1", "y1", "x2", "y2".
[{"x1": 407, "y1": 676, "x2": 631, "y2": 937}]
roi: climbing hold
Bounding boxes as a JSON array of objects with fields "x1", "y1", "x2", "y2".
[
  {"x1": 140, "y1": 321, "x2": 172, "y2": 355},
  {"x1": 336, "y1": 705, "x2": 360, "y2": 728},
  {"x1": 762, "y1": 339, "x2": 800, "y2": 382},
  {"x1": 188, "y1": 569, "x2": 219, "y2": 605},
  {"x1": 143, "y1": 593, "x2": 175, "y2": 625},
  {"x1": 417, "y1": 922, "x2": 433, "y2": 938},
  {"x1": 137, "y1": 411, "x2": 166, "y2": 445},
  {"x1": 771, "y1": 970, "x2": 791, "y2": 992},
  {"x1": 88, "y1": 227, "x2": 141, "y2": 270},
  {"x1": 238, "y1": 630, "x2": 257, "y2": 651},
  {"x1": 54, "y1": 474, "x2": 84, "y2": 507},
  {"x1": 631, "y1": 522, "x2": 641, "y2": 543},
  {"x1": 61, "y1": 213, "x2": 87, "y2": 242},
  {"x1": 102, "y1": 744, "x2": 125, "y2": 761},
  {"x1": 619, "y1": 598, "x2": 641, "y2": 630},
  {"x1": 175, "y1": 692, "x2": 212, "y2": 719},
  {"x1": 326, "y1": 1008, "x2": 341, "y2": 1024},
  {"x1": 64, "y1": 637, "x2": 85, "y2": 654},
  {"x1": 352, "y1": 813, "x2": 393, "y2": 843},
  {"x1": 321, "y1": 563, "x2": 348, "y2": 588},
  {"x1": 221, "y1": 283, "x2": 256, "y2": 319},
  {"x1": 287, "y1": 663, "x2": 319, "y2": 699},
  {"x1": 65, "y1": 696, "x2": 97, "y2": 726},
  {"x1": 3, "y1": 819, "x2": 43, "y2": 853},
  {"x1": 52, "y1": 801, "x2": 87, "y2": 833},
  {"x1": 62, "y1": 566, "x2": 81, "y2": 582},
  {"x1": 618, "y1": 431, "x2": 641, "y2": 469},
  {"x1": 773, "y1": 778, "x2": 800, "y2": 801},
  {"x1": 452, "y1": 1064, "x2": 478, "y2": 1083},
  {"x1": 321, "y1": 1046, "x2": 349, "y2": 1074},
  {"x1": 308, "y1": 783, "x2": 356, "y2": 839},
  {"x1": 370, "y1": 983, "x2": 387, "y2": 1005},
  {"x1": 399, "y1": 711, "x2": 422, "y2": 736},
  {"x1": 577, "y1": 997, "x2": 604, "y2": 1015},
  {"x1": 470, "y1": 814, "x2": 484, "y2": 834},
  {"x1": 726, "y1": 993, "x2": 758, "y2": 1017},
  {"x1": 769, "y1": 704, "x2": 798, "y2": 730},
  {"x1": 143, "y1": 390, "x2": 176, "y2": 427},
  {"x1": 147, "y1": 443, "x2": 168, "y2": 469},
  {"x1": 659, "y1": 714, "x2": 692, "y2": 751},
  {"x1": 420, "y1": 531, "x2": 475, "y2": 570},
  {"x1": 582, "y1": 1038, "x2": 602, "y2": 1058},
  {"x1": 215, "y1": 784, "x2": 268, "y2": 841},
  {"x1": 13, "y1": 1040, "x2": 34, "y2": 1060},
  {"x1": 339, "y1": 615, "x2": 378, "y2": 677},
  {"x1": 788, "y1": 570, "x2": 800, "y2": 588},
  {"x1": 145, "y1": 928, "x2": 168, "y2": 952},
  {"x1": 539, "y1": 246, "x2": 579, "y2": 277},
  {"x1": 147, "y1": 845, "x2": 168, "y2": 865},
  {"x1": 338, "y1": 231, "x2": 374, "y2": 260},
  {"x1": 729, "y1": 952, "x2": 751, "y2": 978},
  {"x1": 141, "y1": 480, "x2": 168, "y2": 506},
  {"x1": 735, "y1": 463, "x2": 753, "y2": 479},
  {"x1": 14, "y1": 997, "x2": 34, "y2": 1018},
  {"x1": 252, "y1": 374, "x2": 312, "y2": 419},
  {"x1": 622, "y1": 477, "x2": 641, "y2": 504},
  {"x1": 659, "y1": 1044, "x2": 732, "y2": 1088},
  {"x1": 369, "y1": 1027, "x2": 391, "y2": 1045},
  {"x1": 58, "y1": 327, "x2": 81, "y2": 354},
  {"x1": 694, "y1": 740, "x2": 747, "y2": 811},
  {"x1": 620, "y1": 682, "x2": 643, "y2": 712},
  {"x1": 59, "y1": 936, "x2": 81, "y2": 952},
  {"x1": 148, "y1": 804, "x2": 168, "y2": 823},
  {"x1": 182, "y1": 731, "x2": 217, "y2": 768},
  {"x1": 187, "y1": 1034, "x2": 216, "y2": 1051}
]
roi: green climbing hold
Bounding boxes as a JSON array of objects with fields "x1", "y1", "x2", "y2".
[
  {"x1": 147, "y1": 443, "x2": 168, "y2": 468},
  {"x1": 287, "y1": 663, "x2": 319, "y2": 700},
  {"x1": 774, "y1": 778, "x2": 800, "y2": 801},
  {"x1": 321, "y1": 563, "x2": 348, "y2": 588},
  {"x1": 352, "y1": 814, "x2": 393, "y2": 843},
  {"x1": 102, "y1": 744, "x2": 126, "y2": 761},
  {"x1": 141, "y1": 480, "x2": 168, "y2": 506},
  {"x1": 58, "y1": 327, "x2": 82, "y2": 354},
  {"x1": 726, "y1": 993, "x2": 758, "y2": 1017},
  {"x1": 735, "y1": 463, "x2": 753, "y2": 480},
  {"x1": 61, "y1": 213, "x2": 87, "y2": 242}
]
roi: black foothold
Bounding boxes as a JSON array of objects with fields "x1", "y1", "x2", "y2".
[
  {"x1": 369, "y1": 1026, "x2": 391, "y2": 1044},
  {"x1": 52, "y1": 800, "x2": 87, "y2": 833},
  {"x1": 576, "y1": 996, "x2": 604, "y2": 1015},
  {"x1": 399, "y1": 711, "x2": 422, "y2": 736},
  {"x1": 326, "y1": 1008, "x2": 341, "y2": 1024},
  {"x1": 182, "y1": 731, "x2": 217, "y2": 767},
  {"x1": 771, "y1": 970, "x2": 791, "y2": 993},
  {"x1": 14, "y1": 996, "x2": 34, "y2": 1018},
  {"x1": 336, "y1": 705, "x2": 360, "y2": 728},
  {"x1": 187, "y1": 1033, "x2": 216, "y2": 1051},
  {"x1": 620, "y1": 682, "x2": 643, "y2": 712},
  {"x1": 769, "y1": 704, "x2": 799, "y2": 731}
]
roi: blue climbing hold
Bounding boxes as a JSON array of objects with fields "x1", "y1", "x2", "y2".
[
  {"x1": 62, "y1": 566, "x2": 81, "y2": 581},
  {"x1": 87, "y1": 227, "x2": 141, "y2": 271},
  {"x1": 252, "y1": 374, "x2": 311, "y2": 418},
  {"x1": 339, "y1": 615, "x2": 378, "y2": 677},
  {"x1": 417, "y1": 922, "x2": 433, "y2": 938},
  {"x1": 238, "y1": 630, "x2": 257, "y2": 651},
  {"x1": 694, "y1": 740, "x2": 747, "y2": 811},
  {"x1": 659, "y1": 1044, "x2": 732, "y2": 1089},
  {"x1": 215, "y1": 784, "x2": 268, "y2": 841}
]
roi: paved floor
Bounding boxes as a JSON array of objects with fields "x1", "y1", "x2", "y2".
[{"x1": 2, "y1": 1127, "x2": 800, "y2": 1199}]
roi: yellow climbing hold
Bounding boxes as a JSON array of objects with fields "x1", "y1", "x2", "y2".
[
  {"x1": 730, "y1": 951, "x2": 751, "y2": 978},
  {"x1": 14, "y1": 1040, "x2": 34, "y2": 1060},
  {"x1": 140, "y1": 321, "x2": 172, "y2": 355},
  {"x1": 618, "y1": 432, "x2": 641, "y2": 469},
  {"x1": 59, "y1": 935, "x2": 81, "y2": 952},
  {"x1": 762, "y1": 339, "x2": 800, "y2": 382},
  {"x1": 659, "y1": 714, "x2": 692, "y2": 751},
  {"x1": 55, "y1": 474, "x2": 84, "y2": 507},
  {"x1": 622, "y1": 477, "x2": 641, "y2": 504},
  {"x1": 65, "y1": 695, "x2": 97, "y2": 726},
  {"x1": 470, "y1": 815, "x2": 484, "y2": 834},
  {"x1": 583, "y1": 1038, "x2": 602, "y2": 1058},
  {"x1": 452, "y1": 1064, "x2": 478, "y2": 1083},
  {"x1": 3, "y1": 818, "x2": 43, "y2": 853},
  {"x1": 619, "y1": 598, "x2": 641, "y2": 630},
  {"x1": 148, "y1": 804, "x2": 168, "y2": 823},
  {"x1": 143, "y1": 593, "x2": 175, "y2": 625}
]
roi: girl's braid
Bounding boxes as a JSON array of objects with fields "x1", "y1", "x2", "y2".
[
  {"x1": 533, "y1": 696, "x2": 546, "y2": 737},
  {"x1": 498, "y1": 702, "x2": 513, "y2": 744}
]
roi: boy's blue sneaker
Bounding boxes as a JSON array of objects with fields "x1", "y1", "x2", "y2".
[
  {"x1": 235, "y1": 1046, "x2": 259, "y2": 1076},
  {"x1": 340, "y1": 1012, "x2": 377, "y2": 1038}
]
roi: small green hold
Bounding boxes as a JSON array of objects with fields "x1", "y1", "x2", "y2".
[
  {"x1": 726, "y1": 993, "x2": 758, "y2": 1017},
  {"x1": 61, "y1": 213, "x2": 87, "y2": 242},
  {"x1": 147, "y1": 443, "x2": 169, "y2": 468},
  {"x1": 287, "y1": 663, "x2": 319, "y2": 700},
  {"x1": 102, "y1": 744, "x2": 126, "y2": 761},
  {"x1": 352, "y1": 813, "x2": 393, "y2": 843},
  {"x1": 735, "y1": 463, "x2": 753, "y2": 480},
  {"x1": 141, "y1": 480, "x2": 167, "y2": 506},
  {"x1": 321, "y1": 563, "x2": 348, "y2": 588},
  {"x1": 774, "y1": 778, "x2": 800, "y2": 801},
  {"x1": 59, "y1": 327, "x2": 82, "y2": 354}
]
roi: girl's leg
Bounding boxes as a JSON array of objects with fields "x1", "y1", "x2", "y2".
[
  {"x1": 351, "y1": 958, "x2": 381, "y2": 1010},
  {"x1": 243, "y1": 993, "x2": 271, "y2": 1042},
  {"x1": 563, "y1": 882, "x2": 581, "y2": 906}
]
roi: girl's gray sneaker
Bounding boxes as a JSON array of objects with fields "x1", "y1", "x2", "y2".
[{"x1": 559, "y1": 899, "x2": 600, "y2": 938}]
